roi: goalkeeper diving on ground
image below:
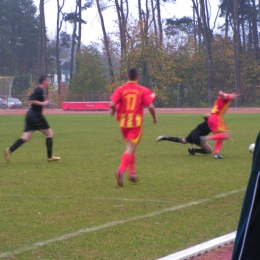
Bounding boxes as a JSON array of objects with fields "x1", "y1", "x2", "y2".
[{"x1": 156, "y1": 115, "x2": 213, "y2": 155}]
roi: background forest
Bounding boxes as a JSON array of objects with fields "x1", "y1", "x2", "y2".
[{"x1": 1, "y1": 0, "x2": 260, "y2": 107}]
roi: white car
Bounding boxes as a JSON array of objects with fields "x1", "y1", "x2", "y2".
[
  {"x1": 0, "y1": 98, "x2": 7, "y2": 107},
  {"x1": 6, "y1": 97, "x2": 22, "y2": 109}
]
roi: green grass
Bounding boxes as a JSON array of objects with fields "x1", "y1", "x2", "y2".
[{"x1": 0, "y1": 113, "x2": 257, "y2": 259}]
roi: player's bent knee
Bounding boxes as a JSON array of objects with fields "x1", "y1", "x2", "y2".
[
  {"x1": 44, "y1": 129, "x2": 53, "y2": 138},
  {"x1": 21, "y1": 132, "x2": 32, "y2": 142}
]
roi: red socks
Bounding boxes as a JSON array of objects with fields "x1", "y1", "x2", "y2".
[
  {"x1": 215, "y1": 140, "x2": 223, "y2": 154},
  {"x1": 129, "y1": 153, "x2": 136, "y2": 175},
  {"x1": 118, "y1": 153, "x2": 132, "y2": 174},
  {"x1": 208, "y1": 133, "x2": 229, "y2": 141},
  {"x1": 207, "y1": 133, "x2": 228, "y2": 154}
]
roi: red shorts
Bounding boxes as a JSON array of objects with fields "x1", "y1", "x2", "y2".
[
  {"x1": 208, "y1": 114, "x2": 228, "y2": 133},
  {"x1": 120, "y1": 127, "x2": 143, "y2": 145}
]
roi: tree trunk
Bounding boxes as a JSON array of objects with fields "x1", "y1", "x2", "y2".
[
  {"x1": 42, "y1": 13, "x2": 47, "y2": 76},
  {"x1": 250, "y1": 0, "x2": 259, "y2": 58},
  {"x1": 41, "y1": 0, "x2": 47, "y2": 76},
  {"x1": 56, "y1": 0, "x2": 65, "y2": 93},
  {"x1": 114, "y1": 0, "x2": 124, "y2": 63},
  {"x1": 233, "y1": 0, "x2": 241, "y2": 98},
  {"x1": 192, "y1": 0, "x2": 203, "y2": 46},
  {"x1": 138, "y1": 0, "x2": 143, "y2": 35},
  {"x1": 41, "y1": 0, "x2": 47, "y2": 95},
  {"x1": 156, "y1": 0, "x2": 163, "y2": 44},
  {"x1": 225, "y1": 10, "x2": 229, "y2": 37},
  {"x1": 193, "y1": 5, "x2": 197, "y2": 45},
  {"x1": 259, "y1": 0, "x2": 260, "y2": 23},
  {"x1": 114, "y1": 0, "x2": 128, "y2": 77},
  {"x1": 241, "y1": 15, "x2": 246, "y2": 53},
  {"x1": 76, "y1": 0, "x2": 82, "y2": 72},
  {"x1": 200, "y1": 0, "x2": 212, "y2": 106},
  {"x1": 151, "y1": 0, "x2": 158, "y2": 44},
  {"x1": 38, "y1": 0, "x2": 47, "y2": 77},
  {"x1": 38, "y1": 2, "x2": 42, "y2": 76},
  {"x1": 96, "y1": 0, "x2": 114, "y2": 84},
  {"x1": 144, "y1": 0, "x2": 150, "y2": 36},
  {"x1": 70, "y1": 4, "x2": 78, "y2": 81}
]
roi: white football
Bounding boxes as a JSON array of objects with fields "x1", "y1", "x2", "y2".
[{"x1": 248, "y1": 143, "x2": 255, "y2": 154}]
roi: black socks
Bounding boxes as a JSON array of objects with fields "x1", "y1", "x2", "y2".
[
  {"x1": 46, "y1": 138, "x2": 53, "y2": 158},
  {"x1": 168, "y1": 137, "x2": 182, "y2": 143},
  {"x1": 9, "y1": 137, "x2": 54, "y2": 158},
  {"x1": 193, "y1": 148, "x2": 208, "y2": 154},
  {"x1": 10, "y1": 138, "x2": 24, "y2": 152}
]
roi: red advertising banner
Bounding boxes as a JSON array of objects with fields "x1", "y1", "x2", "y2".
[{"x1": 62, "y1": 102, "x2": 110, "y2": 111}]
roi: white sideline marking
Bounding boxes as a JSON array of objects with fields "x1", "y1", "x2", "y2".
[
  {"x1": 0, "y1": 189, "x2": 244, "y2": 258},
  {"x1": 0, "y1": 193, "x2": 174, "y2": 203},
  {"x1": 158, "y1": 231, "x2": 236, "y2": 260}
]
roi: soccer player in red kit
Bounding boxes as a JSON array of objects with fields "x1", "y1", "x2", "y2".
[
  {"x1": 110, "y1": 68, "x2": 157, "y2": 187},
  {"x1": 201, "y1": 89, "x2": 240, "y2": 159}
]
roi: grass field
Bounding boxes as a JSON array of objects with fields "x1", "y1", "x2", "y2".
[{"x1": 0, "y1": 113, "x2": 258, "y2": 259}]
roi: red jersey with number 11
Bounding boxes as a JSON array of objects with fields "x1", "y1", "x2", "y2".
[{"x1": 110, "y1": 82, "x2": 156, "y2": 128}]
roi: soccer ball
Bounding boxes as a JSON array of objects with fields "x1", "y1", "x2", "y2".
[{"x1": 248, "y1": 143, "x2": 255, "y2": 154}]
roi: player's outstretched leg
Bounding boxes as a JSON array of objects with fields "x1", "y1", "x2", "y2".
[
  {"x1": 4, "y1": 139, "x2": 24, "y2": 162},
  {"x1": 4, "y1": 131, "x2": 33, "y2": 163},
  {"x1": 156, "y1": 136, "x2": 182, "y2": 142}
]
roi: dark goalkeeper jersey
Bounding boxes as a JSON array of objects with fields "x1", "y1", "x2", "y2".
[
  {"x1": 185, "y1": 118, "x2": 211, "y2": 146},
  {"x1": 195, "y1": 118, "x2": 211, "y2": 136}
]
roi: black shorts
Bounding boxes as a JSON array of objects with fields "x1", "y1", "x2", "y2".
[
  {"x1": 185, "y1": 129, "x2": 201, "y2": 146},
  {"x1": 24, "y1": 112, "x2": 50, "y2": 132}
]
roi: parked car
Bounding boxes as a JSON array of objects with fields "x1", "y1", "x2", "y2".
[
  {"x1": 49, "y1": 99, "x2": 57, "y2": 107},
  {"x1": 6, "y1": 97, "x2": 22, "y2": 109},
  {"x1": 0, "y1": 98, "x2": 7, "y2": 107}
]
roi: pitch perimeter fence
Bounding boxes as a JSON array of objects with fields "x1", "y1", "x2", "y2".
[
  {"x1": 2, "y1": 93, "x2": 259, "y2": 110},
  {"x1": 0, "y1": 94, "x2": 112, "y2": 110}
]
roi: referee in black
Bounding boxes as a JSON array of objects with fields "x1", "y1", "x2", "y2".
[
  {"x1": 4, "y1": 76, "x2": 60, "y2": 162},
  {"x1": 156, "y1": 115, "x2": 213, "y2": 155}
]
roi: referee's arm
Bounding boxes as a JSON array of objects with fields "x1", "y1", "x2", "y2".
[{"x1": 28, "y1": 100, "x2": 49, "y2": 106}]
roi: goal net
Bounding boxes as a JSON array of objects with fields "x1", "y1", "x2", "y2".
[
  {"x1": 0, "y1": 76, "x2": 14, "y2": 97},
  {"x1": 0, "y1": 76, "x2": 15, "y2": 111}
]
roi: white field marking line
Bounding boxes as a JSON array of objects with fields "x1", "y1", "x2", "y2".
[
  {"x1": 158, "y1": 231, "x2": 237, "y2": 260},
  {"x1": 0, "y1": 188, "x2": 245, "y2": 259},
  {"x1": 0, "y1": 193, "x2": 174, "y2": 203}
]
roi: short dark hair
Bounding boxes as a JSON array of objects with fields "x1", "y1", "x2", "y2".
[
  {"x1": 38, "y1": 75, "x2": 48, "y2": 84},
  {"x1": 128, "y1": 68, "x2": 139, "y2": 80}
]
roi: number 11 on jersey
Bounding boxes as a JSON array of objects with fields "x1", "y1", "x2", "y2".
[{"x1": 125, "y1": 94, "x2": 137, "y2": 111}]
